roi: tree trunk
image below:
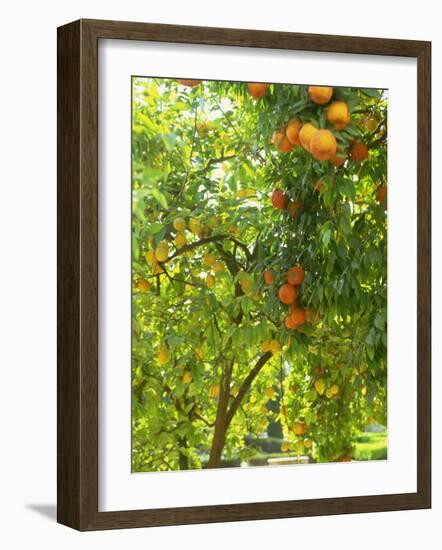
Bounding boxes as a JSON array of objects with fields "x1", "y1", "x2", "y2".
[
  {"x1": 207, "y1": 363, "x2": 233, "y2": 468},
  {"x1": 178, "y1": 437, "x2": 189, "y2": 470}
]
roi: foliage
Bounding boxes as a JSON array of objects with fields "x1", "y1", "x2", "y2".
[
  {"x1": 131, "y1": 77, "x2": 388, "y2": 471},
  {"x1": 352, "y1": 431, "x2": 387, "y2": 461}
]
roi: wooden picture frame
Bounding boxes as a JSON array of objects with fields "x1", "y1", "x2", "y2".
[{"x1": 57, "y1": 18, "x2": 431, "y2": 531}]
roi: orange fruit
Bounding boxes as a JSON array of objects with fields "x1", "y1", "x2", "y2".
[
  {"x1": 247, "y1": 82, "x2": 269, "y2": 99},
  {"x1": 285, "y1": 117, "x2": 302, "y2": 145},
  {"x1": 350, "y1": 141, "x2": 369, "y2": 162},
  {"x1": 299, "y1": 122, "x2": 318, "y2": 152},
  {"x1": 287, "y1": 266, "x2": 305, "y2": 286},
  {"x1": 279, "y1": 283, "x2": 297, "y2": 305},
  {"x1": 264, "y1": 270, "x2": 274, "y2": 285},
  {"x1": 310, "y1": 129, "x2": 337, "y2": 161},
  {"x1": 272, "y1": 130, "x2": 295, "y2": 152},
  {"x1": 326, "y1": 101, "x2": 351, "y2": 130},
  {"x1": 287, "y1": 200, "x2": 303, "y2": 219},
  {"x1": 209, "y1": 385, "x2": 220, "y2": 398},
  {"x1": 272, "y1": 130, "x2": 284, "y2": 145},
  {"x1": 285, "y1": 312, "x2": 298, "y2": 330},
  {"x1": 292, "y1": 421, "x2": 306, "y2": 435},
  {"x1": 291, "y1": 308, "x2": 306, "y2": 325},
  {"x1": 178, "y1": 79, "x2": 201, "y2": 87},
  {"x1": 330, "y1": 147, "x2": 347, "y2": 168},
  {"x1": 271, "y1": 188, "x2": 289, "y2": 210},
  {"x1": 308, "y1": 86, "x2": 333, "y2": 104},
  {"x1": 278, "y1": 136, "x2": 296, "y2": 152},
  {"x1": 376, "y1": 184, "x2": 387, "y2": 205}
]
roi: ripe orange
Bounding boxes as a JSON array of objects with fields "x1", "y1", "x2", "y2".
[
  {"x1": 247, "y1": 82, "x2": 269, "y2": 99},
  {"x1": 279, "y1": 283, "x2": 297, "y2": 305},
  {"x1": 272, "y1": 130, "x2": 295, "y2": 152},
  {"x1": 299, "y1": 122, "x2": 318, "y2": 152},
  {"x1": 264, "y1": 270, "x2": 274, "y2": 285},
  {"x1": 376, "y1": 185, "x2": 387, "y2": 204},
  {"x1": 326, "y1": 100, "x2": 351, "y2": 130},
  {"x1": 310, "y1": 129, "x2": 337, "y2": 161},
  {"x1": 278, "y1": 136, "x2": 296, "y2": 152},
  {"x1": 272, "y1": 130, "x2": 284, "y2": 146},
  {"x1": 308, "y1": 86, "x2": 333, "y2": 105},
  {"x1": 271, "y1": 188, "x2": 289, "y2": 210},
  {"x1": 330, "y1": 147, "x2": 347, "y2": 168},
  {"x1": 287, "y1": 266, "x2": 305, "y2": 286},
  {"x1": 288, "y1": 200, "x2": 303, "y2": 219},
  {"x1": 285, "y1": 312, "x2": 298, "y2": 330},
  {"x1": 291, "y1": 308, "x2": 306, "y2": 325},
  {"x1": 178, "y1": 79, "x2": 201, "y2": 87},
  {"x1": 350, "y1": 141, "x2": 369, "y2": 162},
  {"x1": 285, "y1": 117, "x2": 302, "y2": 145}
]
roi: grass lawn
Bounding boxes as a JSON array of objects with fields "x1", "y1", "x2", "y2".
[{"x1": 352, "y1": 431, "x2": 387, "y2": 461}]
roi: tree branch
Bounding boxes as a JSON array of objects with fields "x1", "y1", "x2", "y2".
[
  {"x1": 225, "y1": 351, "x2": 273, "y2": 429},
  {"x1": 205, "y1": 154, "x2": 236, "y2": 171}
]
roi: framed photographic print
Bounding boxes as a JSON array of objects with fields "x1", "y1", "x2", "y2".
[{"x1": 57, "y1": 19, "x2": 431, "y2": 530}]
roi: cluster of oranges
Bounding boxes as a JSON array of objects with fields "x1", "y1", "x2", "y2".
[
  {"x1": 264, "y1": 263, "x2": 319, "y2": 331},
  {"x1": 269, "y1": 85, "x2": 369, "y2": 166}
]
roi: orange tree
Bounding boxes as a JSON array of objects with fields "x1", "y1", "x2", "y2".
[{"x1": 131, "y1": 78, "x2": 387, "y2": 471}]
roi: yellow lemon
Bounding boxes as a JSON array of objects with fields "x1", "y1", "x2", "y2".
[
  {"x1": 212, "y1": 261, "x2": 224, "y2": 273},
  {"x1": 202, "y1": 254, "x2": 216, "y2": 267},
  {"x1": 261, "y1": 341, "x2": 271, "y2": 353},
  {"x1": 182, "y1": 371, "x2": 193, "y2": 384},
  {"x1": 173, "y1": 217, "x2": 186, "y2": 231},
  {"x1": 189, "y1": 218, "x2": 201, "y2": 235},
  {"x1": 205, "y1": 274, "x2": 215, "y2": 289},
  {"x1": 157, "y1": 345, "x2": 169, "y2": 365},
  {"x1": 155, "y1": 246, "x2": 168, "y2": 263},
  {"x1": 291, "y1": 421, "x2": 306, "y2": 435},
  {"x1": 264, "y1": 387, "x2": 275, "y2": 399},
  {"x1": 314, "y1": 379, "x2": 325, "y2": 395},
  {"x1": 269, "y1": 340, "x2": 281, "y2": 354},
  {"x1": 135, "y1": 279, "x2": 151, "y2": 293},
  {"x1": 144, "y1": 250, "x2": 157, "y2": 265},
  {"x1": 175, "y1": 232, "x2": 186, "y2": 248}
]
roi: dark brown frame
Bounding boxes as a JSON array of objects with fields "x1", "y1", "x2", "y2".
[{"x1": 57, "y1": 18, "x2": 431, "y2": 531}]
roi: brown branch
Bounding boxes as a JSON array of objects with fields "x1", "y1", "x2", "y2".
[
  {"x1": 225, "y1": 351, "x2": 273, "y2": 429},
  {"x1": 205, "y1": 154, "x2": 236, "y2": 171},
  {"x1": 165, "y1": 234, "x2": 227, "y2": 263}
]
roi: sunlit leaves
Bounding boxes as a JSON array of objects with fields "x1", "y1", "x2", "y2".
[{"x1": 131, "y1": 76, "x2": 387, "y2": 471}]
